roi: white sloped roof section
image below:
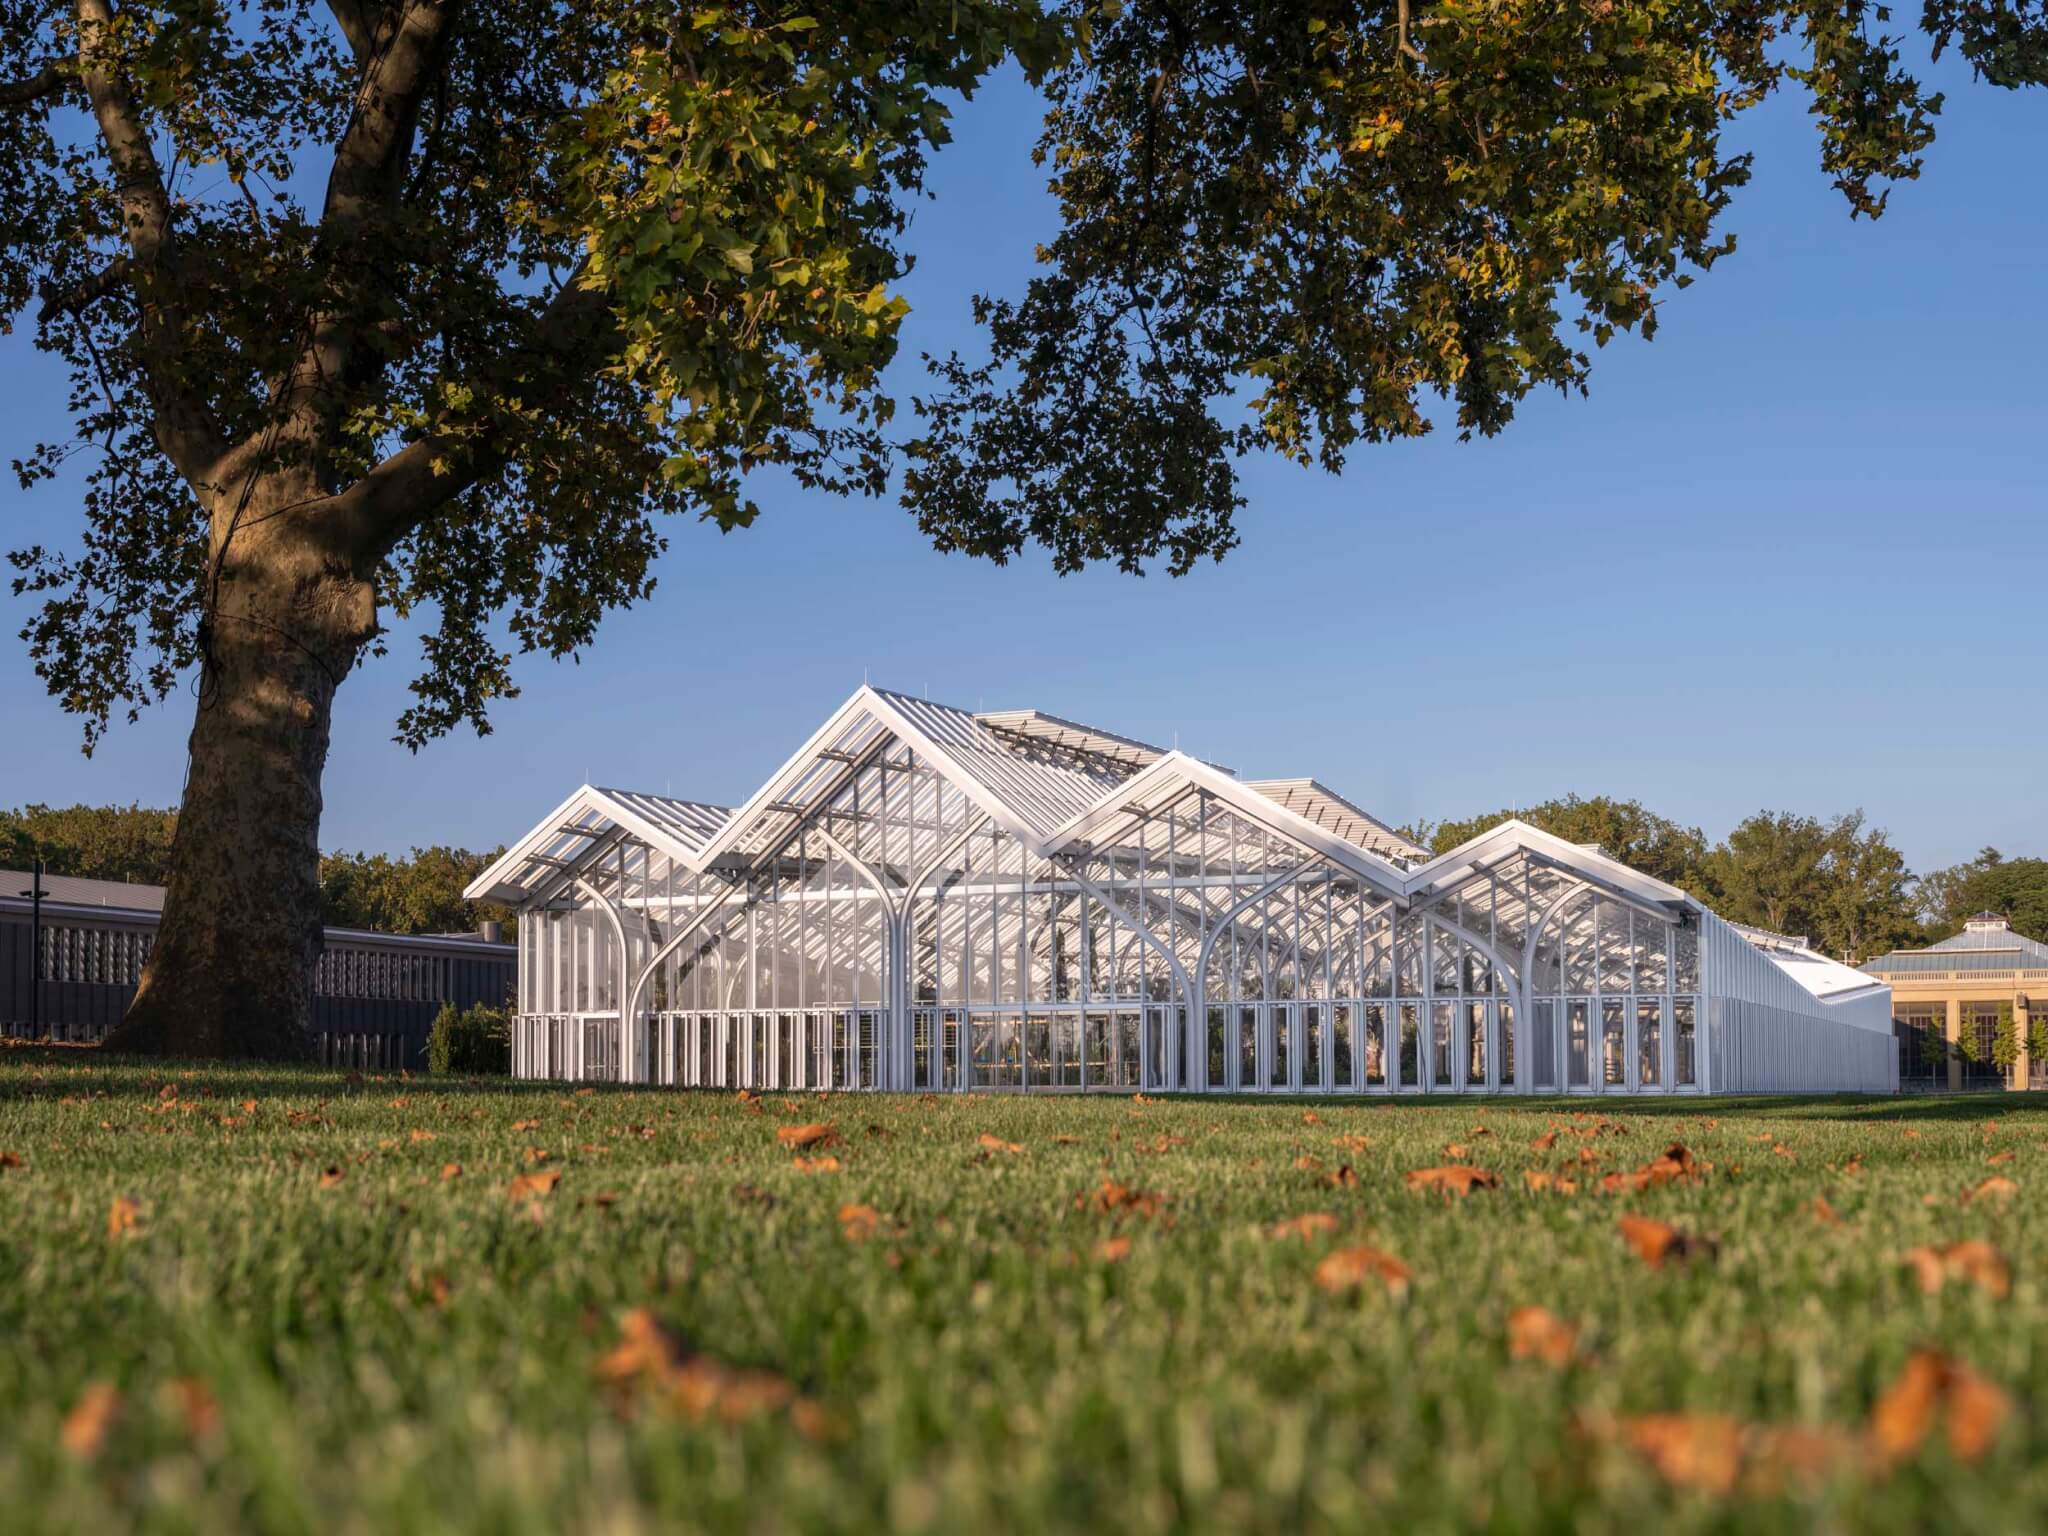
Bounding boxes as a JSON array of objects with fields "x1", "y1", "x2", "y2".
[
  {"x1": 875, "y1": 690, "x2": 1137, "y2": 846},
  {"x1": 1243, "y1": 778, "x2": 1429, "y2": 863},
  {"x1": 463, "y1": 785, "x2": 731, "y2": 904},
  {"x1": 1403, "y1": 819, "x2": 1692, "y2": 915}
]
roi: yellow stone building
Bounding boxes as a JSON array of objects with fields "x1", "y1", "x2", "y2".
[{"x1": 1861, "y1": 915, "x2": 2047, "y2": 1091}]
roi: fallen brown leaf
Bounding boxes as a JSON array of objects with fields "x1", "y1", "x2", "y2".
[
  {"x1": 1622, "y1": 1413, "x2": 1744, "y2": 1493},
  {"x1": 777, "y1": 1122, "x2": 839, "y2": 1150},
  {"x1": 60, "y1": 1382, "x2": 121, "y2": 1459},
  {"x1": 163, "y1": 1377, "x2": 221, "y2": 1441},
  {"x1": 1506, "y1": 1305, "x2": 1577, "y2": 1367},
  {"x1": 508, "y1": 1168, "x2": 563, "y2": 1199},
  {"x1": 1869, "y1": 1349, "x2": 2009, "y2": 1465},
  {"x1": 1617, "y1": 1214, "x2": 1716, "y2": 1268},
  {"x1": 106, "y1": 1196, "x2": 141, "y2": 1240},
  {"x1": 440, "y1": 1162, "x2": 463, "y2": 1181},
  {"x1": 1809, "y1": 1196, "x2": 1843, "y2": 1227},
  {"x1": 1900, "y1": 1240, "x2": 2010, "y2": 1299},
  {"x1": 318, "y1": 1165, "x2": 346, "y2": 1189},
  {"x1": 1522, "y1": 1169, "x2": 1578, "y2": 1195},
  {"x1": 1962, "y1": 1175, "x2": 2018, "y2": 1205},
  {"x1": 1267, "y1": 1212, "x2": 1340, "y2": 1243},
  {"x1": 792, "y1": 1155, "x2": 841, "y2": 1174},
  {"x1": 1313, "y1": 1245, "x2": 1410, "y2": 1299},
  {"x1": 1093, "y1": 1235, "x2": 1133, "y2": 1263},
  {"x1": 837, "y1": 1202, "x2": 881, "y2": 1241},
  {"x1": 1404, "y1": 1164, "x2": 1499, "y2": 1197}
]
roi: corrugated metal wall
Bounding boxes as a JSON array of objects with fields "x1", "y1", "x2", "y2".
[
  {"x1": 1707, "y1": 998, "x2": 1897, "y2": 1093},
  {"x1": 1698, "y1": 908, "x2": 1896, "y2": 1092}
]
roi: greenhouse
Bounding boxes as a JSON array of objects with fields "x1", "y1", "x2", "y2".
[{"x1": 467, "y1": 688, "x2": 1895, "y2": 1095}]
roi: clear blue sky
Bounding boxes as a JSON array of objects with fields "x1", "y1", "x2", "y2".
[{"x1": 3, "y1": 53, "x2": 2044, "y2": 876}]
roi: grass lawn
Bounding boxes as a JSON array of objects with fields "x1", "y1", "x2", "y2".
[{"x1": 3, "y1": 1049, "x2": 2045, "y2": 1533}]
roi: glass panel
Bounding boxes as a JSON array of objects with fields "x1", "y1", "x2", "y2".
[
  {"x1": 972, "y1": 1014, "x2": 998, "y2": 1088},
  {"x1": 858, "y1": 1011, "x2": 879, "y2": 1088},
  {"x1": 1025, "y1": 1014, "x2": 1053, "y2": 1089},
  {"x1": 1599, "y1": 903, "x2": 1631, "y2": 995},
  {"x1": 1303, "y1": 1004, "x2": 1323, "y2": 1090},
  {"x1": 1206, "y1": 1007, "x2": 1226, "y2": 1090},
  {"x1": 1239, "y1": 1006, "x2": 1258, "y2": 1091},
  {"x1": 1602, "y1": 1000, "x2": 1626, "y2": 1088},
  {"x1": 1364, "y1": 1004, "x2": 1386, "y2": 1087},
  {"x1": 913, "y1": 1010, "x2": 933, "y2": 1089},
  {"x1": 1333, "y1": 1004, "x2": 1355, "y2": 1090},
  {"x1": 1499, "y1": 1002, "x2": 1516, "y2": 1088},
  {"x1": 725, "y1": 1015, "x2": 743, "y2": 1088},
  {"x1": 752, "y1": 1013, "x2": 770, "y2": 1087},
  {"x1": 1083, "y1": 1012, "x2": 1108, "y2": 1088},
  {"x1": 1398, "y1": 1004, "x2": 1419, "y2": 1088},
  {"x1": 1635, "y1": 918, "x2": 1669, "y2": 996},
  {"x1": 779, "y1": 1013, "x2": 796, "y2": 1087},
  {"x1": 1270, "y1": 1006, "x2": 1290, "y2": 1089},
  {"x1": 1567, "y1": 1000, "x2": 1590, "y2": 1087},
  {"x1": 1431, "y1": 1003, "x2": 1454, "y2": 1087},
  {"x1": 1465, "y1": 1002, "x2": 1487, "y2": 1087},
  {"x1": 1637, "y1": 999, "x2": 1663, "y2": 1087},
  {"x1": 997, "y1": 1015, "x2": 1022, "y2": 1089},
  {"x1": 1674, "y1": 999, "x2": 1697, "y2": 1086},
  {"x1": 1116, "y1": 1011, "x2": 1141, "y2": 1088},
  {"x1": 1674, "y1": 923, "x2": 1701, "y2": 994}
]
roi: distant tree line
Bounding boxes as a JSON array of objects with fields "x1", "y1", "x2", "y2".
[
  {"x1": 2, "y1": 803, "x2": 510, "y2": 938},
  {"x1": 9, "y1": 797, "x2": 2046, "y2": 965},
  {"x1": 1401, "y1": 796, "x2": 2048, "y2": 964}
]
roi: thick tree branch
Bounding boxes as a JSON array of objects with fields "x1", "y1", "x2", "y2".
[
  {"x1": 326, "y1": 267, "x2": 616, "y2": 562},
  {"x1": 74, "y1": 0, "x2": 229, "y2": 486},
  {"x1": 324, "y1": 0, "x2": 386, "y2": 63},
  {"x1": 37, "y1": 254, "x2": 132, "y2": 324},
  {"x1": 0, "y1": 58, "x2": 72, "y2": 107},
  {"x1": 278, "y1": 1, "x2": 458, "y2": 457}
]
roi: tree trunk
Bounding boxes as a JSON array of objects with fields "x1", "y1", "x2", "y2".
[{"x1": 106, "y1": 484, "x2": 375, "y2": 1060}]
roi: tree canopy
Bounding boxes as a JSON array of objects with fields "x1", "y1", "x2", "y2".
[
  {"x1": 0, "y1": 801, "x2": 178, "y2": 884},
  {"x1": 1917, "y1": 847, "x2": 2048, "y2": 943}
]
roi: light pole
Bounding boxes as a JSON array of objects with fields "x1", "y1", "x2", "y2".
[{"x1": 16, "y1": 858, "x2": 47, "y2": 1042}]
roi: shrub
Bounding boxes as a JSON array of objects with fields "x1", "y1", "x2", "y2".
[{"x1": 428, "y1": 1003, "x2": 510, "y2": 1075}]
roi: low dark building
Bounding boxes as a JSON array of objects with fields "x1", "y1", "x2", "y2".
[{"x1": 1, "y1": 868, "x2": 515, "y2": 1069}]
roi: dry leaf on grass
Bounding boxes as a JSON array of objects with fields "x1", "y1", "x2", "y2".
[
  {"x1": 106, "y1": 1196, "x2": 141, "y2": 1240},
  {"x1": 1869, "y1": 1349, "x2": 2009, "y2": 1465},
  {"x1": 1900, "y1": 1240, "x2": 2010, "y2": 1299},
  {"x1": 792, "y1": 1155, "x2": 842, "y2": 1174},
  {"x1": 510, "y1": 1118, "x2": 540, "y2": 1132},
  {"x1": 1331, "y1": 1133, "x2": 1371, "y2": 1154},
  {"x1": 508, "y1": 1168, "x2": 563, "y2": 1199},
  {"x1": 60, "y1": 1382, "x2": 121, "y2": 1459},
  {"x1": 1093, "y1": 1235, "x2": 1133, "y2": 1263},
  {"x1": 1522, "y1": 1169, "x2": 1577, "y2": 1195},
  {"x1": 777, "y1": 1122, "x2": 839, "y2": 1151},
  {"x1": 1617, "y1": 1214, "x2": 1716, "y2": 1268},
  {"x1": 1623, "y1": 1413, "x2": 1745, "y2": 1493},
  {"x1": 318, "y1": 1165, "x2": 346, "y2": 1189},
  {"x1": 1599, "y1": 1143, "x2": 1699, "y2": 1194},
  {"x1": 1267, "y1": 1212, "x2": 1340, "y2": 1243},
  {"x1": 163, "y1": 1377, "x2": 221, "y2": 1441},
  {"x1": 977, "y1": 1133, "x2": 1023, "y2": 1155},
  {"x1": 837, "y1": 1203, "x2": 881, "y2": 1241},
  {"x1": 0, "y1": 1151, "x2": 24, "y2": 1171},
  {"x1": 1809, "y1": 1196, "x2": 1843, "y2": 1226},
  {"x1": 1325, "y1": 1164, "x2": 1359, "y2": 1189},
  {"x1": 1531, "y1": 1130, "x2": 1559, "y2": 1151},
  {"x1": 1404, "y1": 1164, "x2": 1499, "y2": 1196},
  {"x1": 1962, "y1": 1176, "x2": 2018, "y2": 1205},
  {"x1": 1985, "y1": 1150, "x2": 2014, "y2": 1165},
  {"x1": 1313, "y1": 1245, "x2": 1410, "y2": 1298},
  {"x1": 440, "y1": 1162, "x2": 463, "y2": 1181},
  {"x1": 1075, "y1": 1179, "x2": 1166, "y2": 1219},
  {"x1": 595, "y1": 1308, "x2": 813, "y2": 1429},
  {"x1": 1506, "y1": 1306, "x2": 1577, "y2": 1367}
]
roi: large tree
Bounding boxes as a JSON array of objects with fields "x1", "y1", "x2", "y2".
[
  {"x1": 3, "y1": 2, "x2": 2041, "y2": 1057},
  {"x1": 1918, "y1": 847, "x2": 2048, "y2": 943}
]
